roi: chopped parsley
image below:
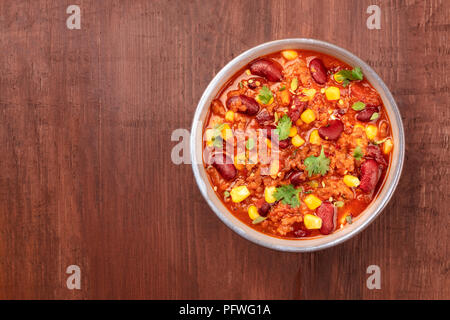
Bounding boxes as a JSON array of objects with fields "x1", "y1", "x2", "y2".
[
  {"x1": 224, "y1": 191, "x2": 230, "y2": 198},
  {"x1": 211, "y1": 135, "x2": 223, "y2": 148},
  {"x1": 290, "y1": 78, "x2": 299, "y2": 91},
  {"x1": 370, "y1": 112, "x2": 380, "y2": 121},
  {"x1": 246, "y1": 138, "x2": 255, "y2": 150},
  {"x1": 209, "y1": 123, "x2": 226, "y2": 148},
  {"x1": 352, "y1": 101, "x2": 366, "y2": 111},
  {"x1": 275, "y1": 115, "x2": 292, "y2": 140},
  {"x1": 374, "y1": 138, "x2": 388, "y2": 145},
  {"x1": 334, "y1": 67, "x2": 364, "y2": 87},
  {"x1": 346, "y1": 215, "x2": 353, "y2": 224},
  {"x1": 239, "y1": 81, "x2": 244, "y2": 89},
  {"x1": 279, "y1": 85, "x2": 286, "y2": 91},
  {"x1": 304, "y1": 147, "x2": 330, "y2": 177},
  {"x1": 334, "y1": 201, "x2": 344, "y2": 208},
  {"x1": 353, "y1": 146, "x2": 364, "y2": 161},
  {"x1": 274, "y1": 184, "x2": 301, "y2": 208},
  {"x1": 257, "y1": 86, "x2": 273, "y2": 104},
  {"x1": 252, "y1": 216, "x2": 267, "y2": 224}
]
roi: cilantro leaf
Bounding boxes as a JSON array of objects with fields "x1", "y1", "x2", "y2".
[
  {"x1": 304, "y1": 147, "x2": 330, "y2": 177},
  {"x1": 257, "y1": 86, "x2": 273, "y2": 104},
  {"x1": 353, "y1": 146, "x2": 364, "y2": 161},
  {"x1": 274, "y1": 184, "x2": 301, "y2": 208},
  {"x1": 334, "y1": 67, "x2": 364, "y2": 87},
  {"x1": 352, "y1": 101, "x2": 366, "y2": 111},
  {"x1": 275, "y1": 115, "x2": 292, "y2": 140}
]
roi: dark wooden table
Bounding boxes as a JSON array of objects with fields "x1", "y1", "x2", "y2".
[{"x1": 0, "y1": 0, "x2": 448, "y2": 299}]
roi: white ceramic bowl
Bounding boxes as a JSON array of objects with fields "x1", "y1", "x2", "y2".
[{"x1": 191, "y1": 39, "x2": 404, "y2": 252}]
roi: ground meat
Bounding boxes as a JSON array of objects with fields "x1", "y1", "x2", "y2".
[{"x1": 204, "y1": 49, "x2": 392, "y2": 239}]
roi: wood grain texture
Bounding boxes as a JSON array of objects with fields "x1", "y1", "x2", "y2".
[{"x1": 0, "y1": 0, "x2": 448, "y2": 299}]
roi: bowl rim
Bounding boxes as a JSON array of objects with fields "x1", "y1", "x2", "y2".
[{"x1": 190, "y1": 38, "x2": 405, "y2": 252}]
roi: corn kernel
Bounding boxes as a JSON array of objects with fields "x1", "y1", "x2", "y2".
[
  {"x1": 304, "y1": 194, "x2": 322, "y2": 210},
  {"x1": 302, "y1": 88, "x2": 316, "y2": 100},
  {"x1": 266, "y1": 138, "x2": 272, "y2": 149},
  {"x1": 265, "y1": 186, "x2": 277, "y2": 204},
  {"x1": 301, "y1": 109, "x2": 316, "y2": 124},
  {"x1": 309, "y1": 129, "x2": 321, "y2": 145},
  {"x1": 325, "y1": 86, "x2": 340, "y2": 100},
  {"x1": 281, "y1": 50, "x2": 298, "y2": 60},
  {"x1": 234, "y1": 153, "x2": 246, "y2": 170},
  {"x1": 230, "y1": 186, "x2": 250, "y2": 203},
  {"x1": 269, "y1": 160, "x2": 279, "y2": 177},
  {"x1": 291, "y1": 135, "x2": 305, "y2": 147},
  {"x1": 221, "y1": 124, "x2": 233, "y2": 140},
  {"x1": 365, "y1": 125, "x2": 378, "y2": 140},
  {"x1": 356, "y1": 138, "x2": 363, "y2": 146},
  {"x1": 289, "y1": 126, "x2": 298, "y2": 137},
  {"x1": 309, "y1": 180, "x2": 319, "y2": 188},
  {"x1": 248, "y1": 205, "x2": 259, "y2": 220},
  {"x1": 303, "y1": 214, "x2": 323, "y2": 230},
  {"x1": 338, "y1": 99, "x2": 344, "y2": 105},
  {"x1": 295, "y1": 118, "x2": 303, "y2": 126},
  {"x1": 343, "y1": 175, "x2": 360, "y2": 187},
  {"x1": 225, "y1": 110, "x2": 234, "y2": 122},
  {"x1": 383, "y1": 138, "x2": 393, "y2": 154}
]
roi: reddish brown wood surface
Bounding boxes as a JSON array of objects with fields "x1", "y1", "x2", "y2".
[{"x1": 0, "y1": 0, "x2": 448, "y2": 299}]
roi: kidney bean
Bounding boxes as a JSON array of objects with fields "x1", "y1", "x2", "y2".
[
  {"x1": 211, "y1": 153, "x2": 237, "y2": 181},
  {"x1": 316, "y1": 202, "x2": 335, "y2": 235},
  {"x1": 359, "y1": 159, "x2": 380, "y2": 193},
  {"x1": 365, "y1": 145, "x2": 387, "y2": 166},
  {"x1": 255, "y1": 109, "x2": 274, "y2": 125},
  {"x1": 288, "y1": 96, "x2": 307, "y2": 122},
  {"x1": 318, "y1": 119, "x2": 344, "y2": 141},
  {"x1": 247, "y1": 77, "x2": 267, "y2": 89},
  {"x1": 271, "y1": 136, "x2": 290, "y2": 148},
  {"x1": 290, "y1": 171, "x2": 306, "y2": 186},
  {"x1": 258, "y1": 203, "x2": 271, "y2": 217},
  {"x1": 249, "y1": 58, "x2": 283, "y2": 82},
  {"x1": 263, "y1": 124, "x2": 277, "y2": 139},
  {"x1": 226, "y1": 95, "x2": 260, "y2": 115},
  {"x1": 292, "y1": 222, "x2": 308, "y2": 238},
  {"x1": 293, "y1": 229, "x2": 307, "y2": 238},
  {"x1": 278, "y1": 139, "x2": 290, "y2": 149},
  {"x1": 309, "y1": 58, "x2": 327, "y2": 84},
  {"x1": 356, "y1": 106, "x2": 379, "y2": 122}
]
